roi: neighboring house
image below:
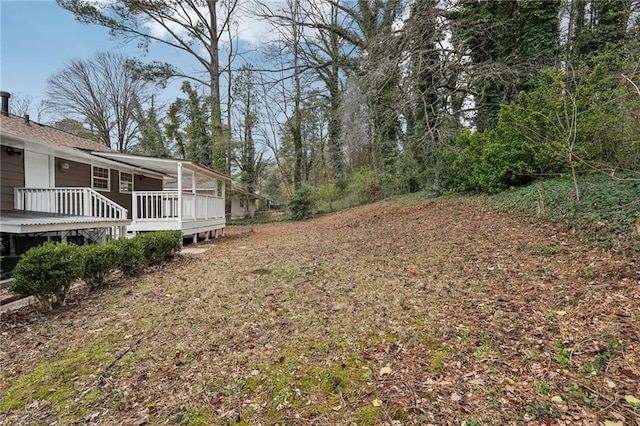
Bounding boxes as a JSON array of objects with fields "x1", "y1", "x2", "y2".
[
  {"x1": 229, "y1": 187, "x2": 276, "y2": 220},
  {"x1": 0, "y1": 91, "x2": 230, "y2": 276}
]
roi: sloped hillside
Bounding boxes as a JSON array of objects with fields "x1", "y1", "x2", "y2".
[{"x1": 1, "y1": 196, "x2": 639, "y2": 425}]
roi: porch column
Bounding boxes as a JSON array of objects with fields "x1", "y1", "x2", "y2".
[
  {"x1": 221, "y1": 181, "x2": 226, "y2": 220},
  {"x1": 177, "y1": 162, "x2": 183, "y2": 222},
  {"x1": 191, "y1": 168, "x2": 196, "y2": 220}
]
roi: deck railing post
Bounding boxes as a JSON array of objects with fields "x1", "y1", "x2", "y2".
[
  {"x1": 83, "y1": 188, "x2": 91, "y2": 216},
  {"x1": 132, "y1": 192, "x2": 138, "y2": 222},
  {"x1": 14, "y1": 189, "x2": 21, "y2": 210}
]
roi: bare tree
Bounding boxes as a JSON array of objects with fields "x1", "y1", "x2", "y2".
[
  {"x1": 57, "y1": 0, "x2": 240, "y2": 171},
  {"x1": 8, "y1": 93, "x2": 33, "y2": 117},
  {"x1": 6, "y1": 93, "x2": 50, "y2": 122},
  {"x1": 46, "y1": 52, "x2": 152, "y2": 151},
  {"x1": 253, "y1": 0, "x2": 308, "y2": 189}
]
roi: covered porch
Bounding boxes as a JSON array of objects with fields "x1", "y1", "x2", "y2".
[{"x1": 91, "y1": 153, "x2": 230, "y2": 241}]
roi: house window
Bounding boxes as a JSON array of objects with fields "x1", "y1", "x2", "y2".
[
  {"x1": 120, "y1": 172, "x2": 133, "y2": 193},
  {"x1": 92, "y1": 166, "x2": 110, "y2": 191}
]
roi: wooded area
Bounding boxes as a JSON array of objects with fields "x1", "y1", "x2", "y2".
[{"x1": 49, "y1": 0, "x2": 640, "y2": 208}]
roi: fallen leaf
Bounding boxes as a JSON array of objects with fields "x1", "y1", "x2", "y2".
[
  {"x1": 603, "y1": 421, "x2": 623, "y2": 426},
  {"x1": 624, "y1": 394, "x2": 640, "y2": 407},
  {"x1": 610, "y1": 412, "x2": 626, "y2": 421},
  {"x1": 379, "y1": 366, "x2": 392, "y2": 376},
  {"x1": 450, "y1": 392, "x2": 462, "y2": 402},
  {"x1": 620, "y1": 369, "x2": 638, "y2": 380},
  {"x1": 372, "y1": 399, "x2": 382, "y2": 407},
  {"x1": 551, "y1": 395, "x2": 565, "y2": 405}
]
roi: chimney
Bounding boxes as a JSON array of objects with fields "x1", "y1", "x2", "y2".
[
  {"x1": 0, "y1": 91, "x2": 9, "y2": 116},
  {"x1": 24, "y1": 114, "x2": 30, "y2": 126}
]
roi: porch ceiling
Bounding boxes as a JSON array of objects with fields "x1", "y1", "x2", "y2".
[{"x1": 91, "y1": 152, "x2": 230, "y2": 181}]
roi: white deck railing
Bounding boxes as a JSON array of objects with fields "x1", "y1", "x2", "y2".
[
  {"x1": 131, "y1": 191, "x2": 225, "y2": 222},
  {"x1": 14, "y1": 188, "x2": 128, "y2": 219}
]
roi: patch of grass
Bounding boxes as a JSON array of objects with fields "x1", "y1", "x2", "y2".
[
  {"x1": 528, "y1": 243, "x2": 566, "y2": 256},
  {"x1": 355, "y1": 405, "x2": 381, "y2": 425},
  {"x1": 220, "y1": 339, "x2": 368, "y2": 423},
  {"x1": 580, "y1": 337, "x2": 624, "y2": 375},
  {"x1": 177, "y1": 408, "x2": 213, "y2": 426},
  {"x1": 418, "y1": 335, "x2": 454, "y2": 371},
  {"x1": 389, "y1": 402, "x2": 410, "y2": 421},
  {"x1": 428, "y1": 348, "x2": 453, "y2": 371},
  {"x1": 525, "y1": 351, "x2": 541, "y2": 363},
  {"x1": 0, "y1": 336, "x2": 116, "y2": 417},
  {"x1": 473, "y1": 337, "x2": 497, "y2": 359},
  {"x1": 526, "y1": 400, "x2": 560, "y2": 420},
  {"x1": 492, "y1": 173, "x2": 640, "y2": 255},
  {"x1": 467, "y1": 417, "x2": 481, "y2": 426},
  {"x1": 272, "y1": 265, "x2": 302, "y2": 282},
  {"x1": 534, "y1": 381, "x2": 553, "y2": 396}
]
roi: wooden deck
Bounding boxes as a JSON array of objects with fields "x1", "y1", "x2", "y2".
[
  {"x1": 127, "y1": 191, "x2": 226, "y2": 239},
  {"x1": 3, "y1": 188, "x2": 226, "y2": 239},
  {"x1": 0, "y1": 209, "x2": 130, "y2": 233}
]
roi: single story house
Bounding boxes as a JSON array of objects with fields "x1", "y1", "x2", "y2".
[
  {"x1": 0, "y1": 91, "x2": 230, "y2": 277},
  {"x1": 229, "y1": 187, "x2": 277, "y2": 220}
]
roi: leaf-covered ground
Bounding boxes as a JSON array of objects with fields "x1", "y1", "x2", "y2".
[{"x1": 1, "y1": 196, "x2": 639, "y2": 425}]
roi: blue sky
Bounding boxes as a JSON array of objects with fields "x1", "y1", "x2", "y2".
[{"x1": 0, "y1": 0, "x2": 226, "y2": 119}]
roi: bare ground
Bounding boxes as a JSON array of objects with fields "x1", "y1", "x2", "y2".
[{"x1": 1, "y1": 196, "x2": 639, "y2": 425}]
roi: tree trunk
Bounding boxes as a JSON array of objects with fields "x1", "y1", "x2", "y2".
[{"x1": 208, "y1": 0, "x2": 225, "y2": 173}]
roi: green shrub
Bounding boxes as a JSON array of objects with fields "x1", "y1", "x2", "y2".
[
  {"x1": 135, "y1": 230, "x2": 182, "y2": 265},
  {"x1": 110, "y1": 237, "x2": 145, "y2": 277},
  {"x1": 287, "y1": 185, "x2": 315, "y2": 220},
  {"x1": 492, "y1": 173, "x2": 640, "y2": 256},
  {"x1": 440, "y1": 129, "x2": 548, "y2": 194},
  {"x1": 81, "y1": 243, "x2": 119, "y2": 290},
  {"x1": 9, "y1": 242, "x2": 83, "y2": 309},
  {"x1": 349, "y1": 169, "x2": 382, "y2": 203}
]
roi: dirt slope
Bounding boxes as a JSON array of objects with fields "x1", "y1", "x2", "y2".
[{"x1": 1, "y1": 196, "x2": 639, "y2": 425}]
